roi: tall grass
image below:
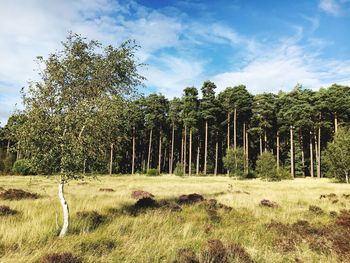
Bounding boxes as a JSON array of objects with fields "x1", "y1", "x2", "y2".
[{"x1": 0, "y1": 175, "x2": 348, "y2": 262}]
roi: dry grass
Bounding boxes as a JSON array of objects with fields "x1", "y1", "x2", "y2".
[{"x1": 0, "y1": 175, "x2": 349, "y2": 262}]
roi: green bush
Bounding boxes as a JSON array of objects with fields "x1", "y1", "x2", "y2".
[
  {"x1": 277, "y1": 167, "x2": 293, "y2": 180},
  {"x1": 3, "y1": 154, "x2": 16, "y2": 174},
  {"x1": 174, "y1": 162, "x2": 184, "y2": 176},
  {"x1": 147, "y1": 168, "x2": 160, "y2": 176},
  {"x1": 256, "y1": 151, "x2": 279, "y2": 181},
  {"x1": 12, "y1": 159, "x2": 36, "y2": 175},
  {"x1": 223, "y1": 147, "x2": 245, "y2": 178}
]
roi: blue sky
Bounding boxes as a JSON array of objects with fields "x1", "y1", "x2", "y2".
[{"x1": 1, "y1": 0, "x2": 350, "y2": 125}]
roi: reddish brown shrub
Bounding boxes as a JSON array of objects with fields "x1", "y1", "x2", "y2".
[
  {"x1": 201, "y1": 239, "x2": 228, "y2": 263},
  {"x1": 308, "y1": 205, "x2": 324, "y2": 215},
  {"x1": 226, "y1": 243, "x2": 254, "y2": 263},
  {"x1": 41, "y1": 252, "x2": 81, "y2": 263},
  {"x1": 134, "y1": 197, "x2": 158, "y2": 209},
  {"x1": 0, "y1": 189, "x2": 40, "y2": 200},
  {"x1": 260, "y1": 199, "x2": 278, "y2": 208},
  {"x1": 131, "y1": 190, "x2": 154, "y2": 200},
  {"x1": 335, "y1": 210, "x2": 350, "y2": 228},
  {"x1": 178, "y1": 193, "x2": 204, "y2": 204},
  {"x1": 0, "y1": 205, "x2": 17, "y2": 216},
  {"x1": 173, "y1": 248, "x2": 199, "y2": 263}
]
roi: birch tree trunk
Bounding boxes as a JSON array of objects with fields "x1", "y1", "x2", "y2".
[
  {"x1": 264, "y1": 129, "x2": 267, "y2": 152},
  {"x1": 290, "y1": 126, "x2": 294, "y2": 178},
  {"x1": 345, "y1": 171, "x2": 349, "y2": 184},
  {"x1": 109, "y1": 143, "x2": 114, "y2": 175},
  {"x1": 147, "y1": 129, "x2": 152, "y2": 172},
  {"x1": 170, "y1": 124, "x2": 175, "y2": 174},
  {"x1": 204, "y1": 121, "x2": 208, "y2": 175},
  {"x1": 189, "y1": 128, "x2": 192, "y2": 176},
  {"x1": 58, "y1": 179, "x2": 69, "y2": 237},
  {"x1": 334, "y1": 113, "x2": 338, "y2": 134},
  {"x1": 6, "y1": 140, "x2": 10, "y2": 155}
]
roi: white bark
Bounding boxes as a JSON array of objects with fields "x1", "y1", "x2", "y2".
[{"x1": 58, "y1": 180, "x2": 69, "y2": 237}]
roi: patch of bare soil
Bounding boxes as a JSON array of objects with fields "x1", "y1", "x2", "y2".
[
  {"x1": 99, "y1": 188, "x2": 115, "y2": 192},
  {"x1": 178, "y1": 193, "x2": 204, "y2": 204},
  {"x1": 260, "y1": 199, "x2": 278, "y2": 208},
  {"x1": 201, "y1": 239, "x2": 254, "y2": 263},
  {"x1": 41, "y1": 252, "x2": 81, "y2": 263},
  {"x1": 320, "y1": 193, "x2": 337, "y2": 200},
  {"x1": 173, "y1": 248, "x2": 199, "y2": 263},
  {"x1": 76, "y1": 211, "x2": 106, "y2": 232},
  {"x1": 0, "y1": 205, "x2": 17, "y2": 216},
  {"x1": 0, "y1": 189, "x2": 40, "y2": 200},
  {"x1": 308, "y1": 205, "x2": 324, "y2": 215},
  {"x1": 267, "y1": 210, "x2": 350, "y2": 259},
  {"x1": 131, "y1": 190, "x2": 154, "y2": 200}
]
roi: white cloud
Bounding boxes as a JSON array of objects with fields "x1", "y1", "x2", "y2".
[
  {"x1": 319, "y1": 0, "x2": 341, "y2": 15},
  {"x1": 212, "y1": 40, "x2": 350, "y2": 94}
]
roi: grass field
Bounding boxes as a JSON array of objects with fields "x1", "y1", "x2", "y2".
[{"x1": 0, "y1": 175, "x2": 350, "y2": 263}]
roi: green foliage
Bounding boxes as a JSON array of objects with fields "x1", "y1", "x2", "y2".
[
  {"x1": 3, "y1": 154, "x2": 15, "y2": 174},
  {"x1": 256, "y1": 151, "x2": 278, "y2": 181},
  {"x1": 277, "y1": 167, "x2": 293, "y2": 180},
  {"x1": 147, "y1": 168, "x2": 160, "y2": 176},
  {"x1": 223, "y1": 147, "x2": 245, "y2": 178},
  {"x1": 174, "y1": 162, "x2": 184, "y2": 177},
  {"x1": 12, "y1": 159, "x2": 36, "y2": 175},
  {"x1": 16, "y1": 33, "x2": 144, "y2": 177},
  {"x1": 324, "y1": 128, "x2": 350, "y2": 183}
]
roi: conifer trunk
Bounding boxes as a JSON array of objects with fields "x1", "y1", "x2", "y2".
[
  {"x1": 158, "y1": 132, "x2": 162, "y2": 173},
  {"x1": 245, "y1": 130, "x2": 249, "y2": 173},
  {"x1": 132, "y1": 127, "x2": 135, "y2": 175},
  {"x1": 109, "y1": 143, "x2": 114, "y2": 175},
  {"x1": 318, "y1": 126, "x2": 321, "y2": 178},
  {"x1": 276, "y1": 131, "x2": 280, "y2": 170},
  {"x1": 259, "y1": 135, "x2": 263, "y2": 155},
  {"x1": 181, "y1": 129, "x2": 184, "y2": 167},
  {"x1": 314, "y1": 131, "x2": 320, "y2": 179},
  {"x1": 227, "y1": 111, "x2": 230, "y2": 150},
  {"x1": 290, "y1": 126, "x2": 294, "y2": 178},
  {"x1": 214, "y1": 140, "x2": 218, "y2": 176},
  {"x1": 234, "y1": 107, "x2": 237, "y2": 150},
  {"x1": 170, "y1": 124, "x2": 175, "y2": 174},
  {"x1": 299, "y1": 131, "x2": 305, "y2": 176},
  {"x1": 310, "y1": 131, "x2": 314, "y2": 178},
  {"x1": 196, "y1": 144, "x2": 200, "y2": 176},
  {"x1": 189, "y1": 128, "x2": 192, "y2": 176},
  {"x1": 147, "y1": 129, "x2": 152, "y2": 171},
  {"x1": 183, "y1": 126, "x2": 187, "y2": 175},
  {"x1": 243, "y1": 122, "x2": 246, "y2": 172},
  {"x1": 204, "y1": 121, "x2": 208, "y2": 175}
]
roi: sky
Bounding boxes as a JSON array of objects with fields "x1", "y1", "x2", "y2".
[{"x1": 1, "y1": 0, "x2": 350, "y2": 125}]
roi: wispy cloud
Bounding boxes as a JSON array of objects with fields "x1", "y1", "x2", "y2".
[
  {"x1": 212, "y1": 38, "x2": 350, "y2": 94},
  {"x1": 319, "y1": 0, "x2": 341, "y2": 15}
]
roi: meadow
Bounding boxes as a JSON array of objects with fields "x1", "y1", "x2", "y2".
[{"x1": 0, "y1": 175, "x2": 350, "y2": 263}]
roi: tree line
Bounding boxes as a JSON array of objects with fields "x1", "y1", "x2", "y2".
[{"x1": 1, "y1": 34, "x2": 350, "y2": 182}]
